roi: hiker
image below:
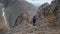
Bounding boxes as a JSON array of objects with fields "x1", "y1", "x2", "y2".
[{"x1": 32, "y1": 16, "x2": 36, "y2": 26}]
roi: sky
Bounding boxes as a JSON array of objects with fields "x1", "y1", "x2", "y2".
[{"x1": 25, "y1": 0, "x2": 53, "y2": 7}]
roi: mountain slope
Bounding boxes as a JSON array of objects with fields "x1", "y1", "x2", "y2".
[{"x1": 3, "y1": 0, "x2": 37, "y2": 27}]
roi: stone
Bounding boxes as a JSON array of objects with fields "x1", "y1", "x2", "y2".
[
  {"x1": 15, "y1": 11, "x2": 30, "y2": 26},
  {"x1": 36, "y1": 0, "x2": 60, "y2": 29},
  {"x1": 0, "y1": 0, "x2": 37, "y2": 28},
  {"x1": 37, "y1": 3, "x2": 51, "y2": 19},
  {"x1": 0, "y1": 4, "x2": 10, "y2": 32}
]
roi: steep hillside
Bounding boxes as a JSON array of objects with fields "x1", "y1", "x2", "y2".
[
  {"x1": 2, "y1": 0, "x2": 38, "y2": 27},
  {"x1": 36, "y1": 0, "x2": 60, "y2": 29},
  {"x1": 0, "y1": 0, "x2": 37, "y2": 33},
  {"x1": 1, "y1": 0, "x2": 60, "y2": 34},
  {"x1": 6, "y1": 0, "x2": 60, "y2": 34}
]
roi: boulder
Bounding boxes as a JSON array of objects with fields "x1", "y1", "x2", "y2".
[
  {"x1": 37, "y1": 3, "x2": 50, "y2": 19},
  {"x1": 15, "y1": 11, "x2": 30, "y2": 26}
]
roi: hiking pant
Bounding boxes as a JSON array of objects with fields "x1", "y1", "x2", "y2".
[{"x1": 33, "y1": 22, "x2": 35, "y2": 26}]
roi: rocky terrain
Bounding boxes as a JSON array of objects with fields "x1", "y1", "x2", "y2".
[
  {"x1": 0, "y1": 0, "x2": 60, "y2": 34},
  {"x1": 4, "y1": 0, "x2": 37, "y2": 28},
  {"x1": 36, "y1": 0, "x2": 60, "y2": 29},
  {"x1": 0, "y1": 0, "x2": 37, "y2": 28}
]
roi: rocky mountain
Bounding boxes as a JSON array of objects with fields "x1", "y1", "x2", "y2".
[
  {"x1": 36, "y1": 0, "x2": 60, "y2": 29},
  {"x1": 0, "y1": 0, "x2": 37, "y2": 33},
  {"x1": 36, "y1": 3, "x2": 50, "y2": 19},
  {"x1": 0, "y1": 0, "x2": 60, "y2": 34},
  {"x1": 0, "y1": 0, "x2": 38, "y2": 28},
  {"x1": 6, "y1": 0, "x2": 60, "y2": 34}
]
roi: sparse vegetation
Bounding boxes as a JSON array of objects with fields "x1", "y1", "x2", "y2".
[{"x1": 0, "y1": 0, "x2": 60, "y2": 34}]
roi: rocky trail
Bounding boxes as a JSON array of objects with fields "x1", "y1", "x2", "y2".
[
  {"x1": 5, "y1": 22, "x2": 60, "y2": 34},
  {"x1": 0, "y1": 0, "x2": 60, "y2": 34}
]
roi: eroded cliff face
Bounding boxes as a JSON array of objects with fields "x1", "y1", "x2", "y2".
[
  {"x1": 0, "y1": 0, "x2": 37, "y2": 28},
  {"x1": 0, "y1": 0, "x2": 37, "y2": 33}
]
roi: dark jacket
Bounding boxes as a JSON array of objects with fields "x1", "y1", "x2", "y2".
[{"x1": 32, "y1": 16, "x2": 36, "y2": 23}]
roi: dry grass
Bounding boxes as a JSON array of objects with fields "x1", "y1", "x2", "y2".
[
  {"x1": 36, "y1": 14, "x2": 60, "y2": 29},
  {"x1": 37, "y1": 31, "x2": 60, "y2": 34},
  {"x1": 40, "y1": 14, "x2": 57, "y2": 23}
]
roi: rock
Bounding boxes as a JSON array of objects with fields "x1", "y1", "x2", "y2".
[
  {"x1": 1, "y1": 0, "x2": 60, "y2": 34},
  {"x1": 0, "y1": 0, "x2": 37, "y2": 28},
  {"x1": 36, "y1": 0, "x2": 60, "y2": 29},
  {"x1": 0, "y1": 4, "x2": 10, "y2": 32},
  {"x1": 37, "y1": 3, "x2": 50, "y2": 19},
  {"x1": 15, "y1": 11, "x2": 30, "y2": 26}
]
